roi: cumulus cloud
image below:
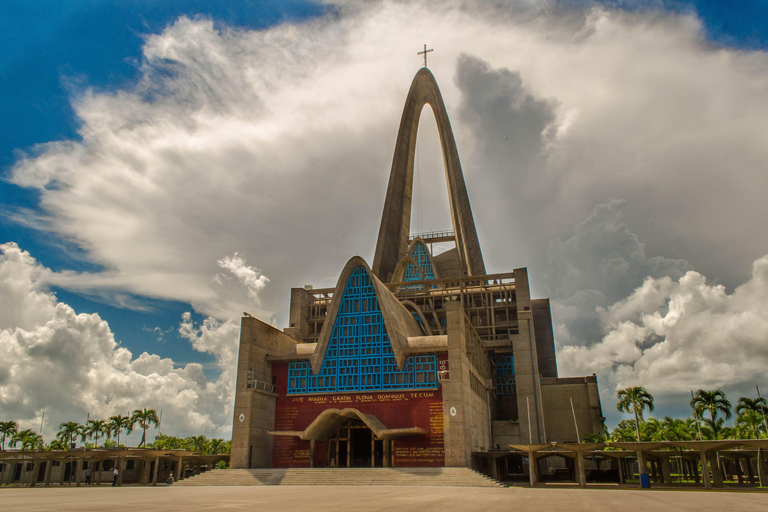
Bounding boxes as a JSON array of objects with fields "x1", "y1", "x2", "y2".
[
  {"x1": 545, "y1": 199, "x2": 691, "y2": 346},
  {"x1": 217, "y1": 252, "x2": 269, "y2": 302},
  {"x1": 0, "y1": 243, "x2": 237, "y2": 440},
  {"x1": 7, "y1": 2, "x2": 768, "y2": 328},
  {"x1": 559, "y1": 253, "x2": 768, "y2": 414}
]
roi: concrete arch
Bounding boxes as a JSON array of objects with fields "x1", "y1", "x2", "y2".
[
  {"x1": 372, "y1": 68, "x2": 485, "y2": 282},
  {"x1": 311, "y1": 256, "x2": 423, "y2": 373}
]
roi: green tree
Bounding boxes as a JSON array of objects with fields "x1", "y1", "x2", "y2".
[
  {"x1": 56, "y1": 421, "x2": 82, "y2": 448},
  {"x1": 735, "y1": 396, "x2": 768, "y2": 438},
  {"x1": 610, "y1": 420, "x2": 639, "y2": 442},
  {"x1": 185, "y1": 435, "x2": 209, "y2": 454},
  {"x1": 690, "y1": 389, "x2": 732, "y2": 440},
  {"x1": 209, "y1": 438, "x2": 230, "y2": 455},
  {"x1": 108, "y1": 414, "x2": 133, "y2": 447},
  {"x1": 616, "y1": 386, "x2": 655, "y2": 441},
  {"x1": 0, "y1": 421, "x2": 19, "y2": 451},
  {"x1": 86, "y1": 419, "x2": 109, "y2": 447},
  {"x1": 131, "y1": 408, "x2": 159, "y2": 447},
  {"x1": 48, "y1": 438, "x2": 68, "y2": 450},
  {"x1": 10, "y1": 429, "x2": 43, "y2": 451}
]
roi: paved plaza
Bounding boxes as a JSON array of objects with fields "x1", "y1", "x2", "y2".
[{"x1": 2, "y1": 485, "x2": 767, "y2": 511}]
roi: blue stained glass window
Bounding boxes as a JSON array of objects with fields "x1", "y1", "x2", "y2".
[
  {"x1": 288, "y1": 266, "x2": 438, "y2": 394},
  {"x1": 495, "y1": 354, "x2": 516, "y2": 395},
  {"x1": 403, "y1": 242, "x2": 435, "y2": 282}
]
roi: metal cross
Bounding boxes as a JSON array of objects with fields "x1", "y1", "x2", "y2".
[{"x1": 417, "y1": 44, "x2": 433, "y2": 68}]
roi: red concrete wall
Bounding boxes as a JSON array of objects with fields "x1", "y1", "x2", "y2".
[{"x1": 272, "y1": 358, "x2": 446, "y2": 468}]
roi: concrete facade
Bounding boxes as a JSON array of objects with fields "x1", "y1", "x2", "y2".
[{"x1": 231, "y1": 67, "x2": 604, "y2": 474}]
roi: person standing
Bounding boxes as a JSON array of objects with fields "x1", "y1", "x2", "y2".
[
  {"x1": 112, "y1": 466, "x2": 119, "y2": 486},
  {"x1": 85, "y1": 466, "x2": 92, "y2": 485}
]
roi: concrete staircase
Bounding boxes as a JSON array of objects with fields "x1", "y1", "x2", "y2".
[{"x1": 176, "y1": 467, "x2": 501, "y2": 487}]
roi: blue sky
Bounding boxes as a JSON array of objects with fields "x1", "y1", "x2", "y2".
[
  {"x1": 1, "y1": 0, "x2": 328, "y2": 368},
  {"x1": 3, "y1": 0, "x2": 768, "y2": 436}
]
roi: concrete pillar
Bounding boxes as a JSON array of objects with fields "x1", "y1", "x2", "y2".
[
  {"x1": 710, "y1": 453, "x2": 724, "y2": 487},
  {"x1": 44, "y1": 460, "x2": 53, "y2": 487},
  {"x1": 59, "y1": 461, "x2": 67, "y2": 485},
  {"x1": 117, "y1": 457, "x2": 125, "y2": 486},
  {"x1": 637, "y1": 451, "x2": 648, "y2": 478},
  {"x1": 141, "y1": 459, "x2": 151, "y2": 485},
  {"x1": 575, "y1": 454, "x2": 587, "y2": 488},
  {"x1": 734, "y1": 458, "x2": 745, "y2": 485},
  {"x1": 29, "y1": 460, "x2": 41, "y2": 487},
  {"x1": 152, "y1": 456, "x2": 160, "y2": 486},
  {"x1": 383, "y1": 440, "x2": 391, "y2": 468},
  {"x1": 310, "y1": 440, "x2": 315, "y2": 468},
  {"x1": 96, "y1": 461, "x2": 103, "y2": 485},
  {"x1": 661, "y1": 457, "x2": 672, "y2": 485},
  {"x1": 699, "y1": 450, "x2": 711, "y2": 489},
  {"x1": 528, "y1": 452, "x2": 538, "y2": 487},
  {"x1": 745, "y1": 456, "x2": 756, "y2": 484},
  {"x1": 617, "y1": 458, "x2": 624, "y2": 484},
  {"x1": 757, "y1": 447, "x2": 768, "y2": 487},
  {"x1": 74, "y1": 458, "x2": 82, "y2": 487},
  {"x1": 175, "y1": 457, "x2": 184, "y2": 481}
]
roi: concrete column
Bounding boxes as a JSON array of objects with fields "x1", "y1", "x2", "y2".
[
  {"x1": 617, "y1": 458, "x2": 624, "y2": 484},
  {"x1": 699, "y1": 450, "x2": 711, "y2": 489},
  {"x1": 661, "y1": 457, "x2": 672, "y2": 484},
  {"x1": 96, "y1": 461, "x2": 103, "y2": 485},
  {"x1": 745, "y1": 456, "x2": 756, "y2": 484},
  {"x1": 637, "y1": 451, "x2": 648, "y2": 477},
  {"x1": 575, "y1": 454, "x2": 587, "y2": 488},
  {"x1": 383, "y1": 440, "x2": 391, "y2": 468},
  {"x1": 310, "y1": 440, "x2": 315, "y2": 469},
  {"x1": 734, "y1": 458, "x2": 745, "y2": 485},
  {"x1": 152, "y1": 456, "x2": 160, "y2": 486},
  {"x1": 140, "y1": 459, "x2": 151, "y2": 485},
  {"x1": 528, "y1": 452, "x2": 538, "y2": 487},
  {"x1": 44, "y1": 460, "x2": 53, "y2": 487},
  {"x1": 757, "y1": 447, "x2": 768, "y2": 487},
  {"x1": 710, "y1": 454, "x2": 724, "y2": 488},
  {"x1": 74, "y1": 458, "x2": 82, "y2": 487},
  {"x1": 117, "y1": 457, "x2": 125, "y2": 486},
  {"x1": 59, "y1": 461, "x2": 67, "y2": 485},
  {"x1": 29, "y1": 460, "x2": 41, "y2": 487},
  {"x1": 175, "y1": 457, "x2": 183, "y2": 481}
]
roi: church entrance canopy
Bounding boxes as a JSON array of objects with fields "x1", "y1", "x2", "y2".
[{"x1": 269, "y1": 407, "x2": 427, "y2": 468}]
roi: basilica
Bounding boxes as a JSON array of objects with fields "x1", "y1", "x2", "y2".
[{"x1": 230, "y1": 67, "x2": 603, "y2": 478}]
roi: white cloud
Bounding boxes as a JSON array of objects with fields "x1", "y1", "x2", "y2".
[
  {"x1": 559, "y1": 252, "x2": 768, "y2": 419},
  {"x1": 0, "y1": 243, "x2": 237, "y2": 440},
  {"x1": 217, "y1": 252, "x2": 269, "y2": 302},
  {"x1": 8, "y1": 2, "x2": 768, "y2": 328}
]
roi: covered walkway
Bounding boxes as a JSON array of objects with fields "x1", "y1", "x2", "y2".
[
  {"x1": 508, "y1": 440, "x2": 768, "y2": 489},
  {"x1": 0, "y1": 448, "x2": 228, "y2": 487}
]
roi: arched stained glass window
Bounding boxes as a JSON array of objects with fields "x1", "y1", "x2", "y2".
[
  {"x1": 288, "y1": 266, "x2": 437, "y2": 394},
  {"x1": 403, "y1": 242, "x2": 435, "y2": 283}
]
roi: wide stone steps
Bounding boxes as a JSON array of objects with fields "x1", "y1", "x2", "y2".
[{"x1": 176, "y1": 467, "x2": 501, "y2": 487}]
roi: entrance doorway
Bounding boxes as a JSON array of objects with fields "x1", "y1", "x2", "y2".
[{"x1": 326, "y1": 420, "x2": 385, "y2": 468}]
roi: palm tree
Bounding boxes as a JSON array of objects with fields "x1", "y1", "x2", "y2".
[
  {"x1": 131, "y1": 408, "x2": 159, "y2": 448},
  {"x1": 56, "y1": 421, "x2": 82, "y2": 448},
  {"x1": 690, "y1": 389, "x2": 732, "y2": 440},
  {"x1": 736, "y1": 409, "x2": 765, "y2": 439},
  {"x1": 10, "y1": 429, "x2": 43, "y2": 451},
  {"x1": 0, "y1": 421, "x2": 19, "y2": 451},
  {"x1": 209, "y1": 438, "x2": 228, "y2": 455},
  {"x1": 735, "y1": 396, "x2": 768, "y2": 438},
  {"x1": 108, "y1": 414, "x2": 133, "y2": 447},
  {"x1": 86, "y1": 419, "x2": 109, "y2": 447},
  {"x1": 616, "y1": 386, "x2": 655, "y2": 441}
]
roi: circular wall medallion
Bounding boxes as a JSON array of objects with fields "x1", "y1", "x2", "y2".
[
  {"x1": 239, "y1": 413, "x2": 245, "y2": 422},
  {"x1": 449, "y1": 407, "x2": 457, "y2": 417}
]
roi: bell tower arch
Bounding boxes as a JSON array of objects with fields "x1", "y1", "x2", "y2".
[{"x1": 372, "y1": 68, "x2": 485, "y2": 282}]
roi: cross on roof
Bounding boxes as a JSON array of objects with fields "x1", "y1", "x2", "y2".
[{"x1": 417, "y1": 44, "x2": 433, "y2": 68}]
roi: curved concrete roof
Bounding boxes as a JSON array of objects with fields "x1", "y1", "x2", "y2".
[
  {"x1": 271, "y1": 408, "x2": 428, "y2": 442},
  {"x1": 311, "y1": 256, "x2": 424, "y2": 373}
]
